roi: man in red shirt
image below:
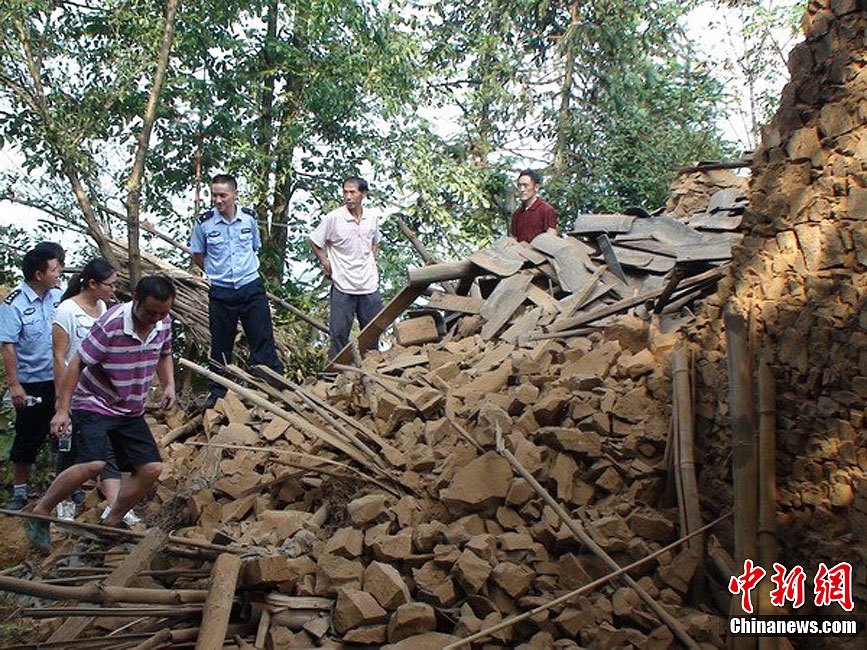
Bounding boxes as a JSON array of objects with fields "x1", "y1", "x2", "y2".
[{"x1": 509, "y1": 169, "x2": 558, "y2": 243}]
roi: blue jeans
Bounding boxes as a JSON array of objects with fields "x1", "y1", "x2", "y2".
[{"x1": 329, "y1": 286, "x2": 382, "y2": 359}]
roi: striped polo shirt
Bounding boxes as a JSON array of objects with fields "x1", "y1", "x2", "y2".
[{"x1": 72, "y1": 302, "x2": 172, "y2": 417}]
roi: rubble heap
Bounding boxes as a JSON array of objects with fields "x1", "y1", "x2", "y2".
[
  {"x1": 689, "y1": 0, "x2": 867, "y2": 615},
  {"x1": 0, "y1": 175, "x2": 755, "y2": 649}
]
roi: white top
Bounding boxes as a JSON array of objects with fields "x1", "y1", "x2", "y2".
[
  {"x1": 310, "y1": 206, "x2": 382, "y2": 295},
  {"x1": 53, "y1": 298, "x2": 107, "y2": 365}
]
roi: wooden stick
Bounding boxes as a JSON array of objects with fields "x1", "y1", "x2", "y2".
[
  {"x1": 0, "y1": 576, "x2": 207, "y2": 604},
  {"x1": 672, "y1": 341, "x2": 705, "y2": 602},
  {"x1": 443, "y1": 513, "x2": 731, "y2": 649},
  {"x1": 757, "y1": 348, "x2": 777, "y2": 569},
  {"x1": 195, "y1": 553, "x2": 242, "y2": 650},
  {"x1": 25, "y1": 605, "x2": 204, "y2": 618},
  {"x1": 493, "y1": 429, "x2": 700, "y2": 649},
  {"x1": 406, "y1": 259, "x2": 479, "y2": 285},
  {"x1": 268, "y1": 291, "x2": 328, "y2": 333},
  {"x1": 161, "y1": 413, "x2": 203, "y2": 447}
]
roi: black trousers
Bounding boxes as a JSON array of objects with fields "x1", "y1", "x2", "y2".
[{"x1": 208, "y1": 279, "x2": 283, "y2": 396}]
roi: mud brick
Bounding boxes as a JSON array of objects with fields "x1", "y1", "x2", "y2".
[
  {"x1": 491, "y1": 561, "x2": 536, "y2": 598},
  {"x1": 412, "y1": 561, "x2": 458, "y2": 606},
  {"x1": 452, "y1": 548, "x2": 493, "y2": 593},
  {"x1": 363, "y1": 561, "x2": 411, "y2": 610},
  {"x1": 343, "y1": 624, "x2": 388, "y2": 644},
  {"x1": 395, "y1": 315, "x2": 439, "y2": 346},
  {"x1": 333, "y1": 587, "x2": 388, "y2": 634},
  {"x1": 440, "y1": 451, "x2": 512, "y2": 514},
  {"x1": 387, "y1": 602, "x2": 437, "y2": 643},
  {"x1": 347, "y1": 493, "x2": 390, "y2": 526},
  {"x1": 324, "y1": 527, "x2": 364, "y2": 559}
]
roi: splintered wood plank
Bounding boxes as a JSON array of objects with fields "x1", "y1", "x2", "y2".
[
  {"x1": 468, "y1": 238, "x2": 526, "y2": 276},
  {"x1": 329, "y1": 283, "x2": 428, "y2": 368},
  {"x1": 479, "y1": 273, "x2": 532, "y2": 340},
  {"x1": 569, "y1": 213, "x2": 636, "y2": 235},
  {"x1": 48, "y1": 528, "x2": 170, "y2": 643},
  {"x1": 427, "y1": 291, "x2": 484, "y2": 315}
]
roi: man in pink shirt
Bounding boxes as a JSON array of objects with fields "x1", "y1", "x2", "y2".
[
  {"x1": 510, "y1": 169, "x2": 558, "y2": 243},
  {"x1": 26, "y1": 276, "x2": 176, "y2": 550},
  {"x1": 310, "y1": 176, "x2": 382, "y2": 359}
]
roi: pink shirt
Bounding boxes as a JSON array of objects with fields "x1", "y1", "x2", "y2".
[
  {"x1": 310, "y1": 206, "x2": 381, "y2": 295},
  {"x1": 72, "y1": 302, "x2": 172, "y2": 417}
]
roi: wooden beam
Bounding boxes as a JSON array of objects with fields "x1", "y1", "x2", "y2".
[
  {"x1": 195, "y1": 553, "x2": 242, "y2": 650},
  {"x1": 328, "y1": 283, "x2": 429, "y2": 367}
]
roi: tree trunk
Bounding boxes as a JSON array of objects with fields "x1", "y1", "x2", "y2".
[
  {"x1": 125, "y1": 0, "x2": 181, "y2": 287},
  {"x1": 554, "y1": 2, "x2": 579, "y2": 173}
]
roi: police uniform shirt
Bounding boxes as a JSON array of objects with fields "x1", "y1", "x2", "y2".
[
  {"x1": 0, "y1": 283, "x2": 62, "y2": 383},
  {"x1": 190, "y1": 205, "x2": 262, "y2": 289}
]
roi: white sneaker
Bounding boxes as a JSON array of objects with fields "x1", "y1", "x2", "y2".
[
  {"x1": 101, "y1": 505, "x2": 143, "y2": 527},
  {"x1": 56, "y1": 500, "x2": 76, "y2": 521}
]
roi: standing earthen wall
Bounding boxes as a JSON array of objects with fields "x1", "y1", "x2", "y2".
[{"x1": 688, "y1": 0, "x2": 867, "y2": 610}]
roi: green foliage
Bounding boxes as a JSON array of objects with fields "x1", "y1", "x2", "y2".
[
  {"x1": 0, "y1": 224, "x2": 33, "y2": 287},
  {"x1": 0, "y1": 0, "x2": 776, "y2": 368}
]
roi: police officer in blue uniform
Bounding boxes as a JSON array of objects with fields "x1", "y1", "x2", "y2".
[
  {"x1": 0, "y1": 242, "x2": 65, "y2": 509},
  {"x1": 190, "y1": 174, "x2": 283, "y2": 406}
]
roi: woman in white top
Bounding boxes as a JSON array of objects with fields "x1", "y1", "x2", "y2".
[{"x1": 52, "y1": 258, "x2": 140, "y2": 525}]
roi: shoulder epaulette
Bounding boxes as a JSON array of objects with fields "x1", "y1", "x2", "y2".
[
  {"x1": 240, "y1": 206, "x2": 256, "y2": 218},
  {"x1": 3, "y1": 288, "x2": 21, "y2": 305},
  {"x1": 198, "y1": 209, "x2": 213, "y2": 223}
]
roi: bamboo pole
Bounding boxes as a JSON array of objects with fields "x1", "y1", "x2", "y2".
[
  {"x1": 725, "y1": 305, "x2": 758, "y2": 650},
  {"x1": 493, "y1": 428, "x2": 701, "y2": 649},
  {"x1": 757, "y1": 349, "x2": 777, "y2": 569},
  {"x1": 0, "y1": 509, "x2": 239, "y2": 554},
  {"x1": 672, "y1": 342, "x2": 703, "y2": 553},
  {"x1": 226, "y1": 363, "x2": 383, "y2": 465},
  {"x1": 0, "y1": 575, "x2": 207, "y2": 604},
  {"x1": 443, "y1": 513, "x2": 731, "y2": 649},
  {"x1": 195, "y1": 553, "x2": 242, "y2": 650},
  {"x1": 256, "y1": 366, "x2": 387, "y2": 451},
  {"x1": 757, "y1": 348, "x2": 779, "y2": 650},
  {"x1": 178, "y1": 358, "x2": 389, "y2": 477}
]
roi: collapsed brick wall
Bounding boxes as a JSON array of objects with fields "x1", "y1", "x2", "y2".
[{"x1": 688, "y1": 0, "x2": 867, "y2": 611}]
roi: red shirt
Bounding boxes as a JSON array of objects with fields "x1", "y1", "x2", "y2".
[{"x1": 510, "y1": 198, "x2": 558, "y2": 243}]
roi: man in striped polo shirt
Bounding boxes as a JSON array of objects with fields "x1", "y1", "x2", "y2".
[{"x1": 27, "y1": 276, "x2": 176, "y2": 550}]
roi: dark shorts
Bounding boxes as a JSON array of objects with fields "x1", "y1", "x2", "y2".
[
  {"x1": 72, "y1": 409, "x2": 161, "y2": 472},
  {"x1": 9, "y1": 381, "x2": 55, "y2": 465},
  {"x1": 56, "y1": 427, "x2": 121, "y2": 480}
]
